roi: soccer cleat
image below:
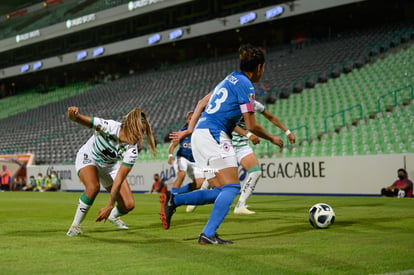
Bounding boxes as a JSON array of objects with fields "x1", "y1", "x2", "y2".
[
  {"x1": 198, "y1": 233, "x2": 233, "y2": 245},
  {"x1": 186, "y1": 205, "x2": 197, "y2": 213},
  {"x1": 108, "y1": 217, "x2": 129, "y2": 229},
  {"x1": 160, "y1": 191, "x2": 176, "y2": 229},
  {"x1": 66, "y1": 224, "x2": 83, "y2": 237},
  {"x1": 234, "y1": 206, "x2": 256, "y2": 215}
]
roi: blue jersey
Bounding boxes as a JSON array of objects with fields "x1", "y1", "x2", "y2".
[
  {"x1": 196, "y1": 71, "x2": 255, "y2": 141},
  {"x1": 176, "y1": 125, "x2": 195, "y2": 162}
]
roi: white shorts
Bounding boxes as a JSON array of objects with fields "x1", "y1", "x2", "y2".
[
  {"x1": 191, "y1": 129, "x2": 237, "y2": 180},
  {"x1": 174, "y1": 156, "x2": 204, "y2": 179},
  {"x1": 75, "y1": 143, "x2": 119, "y2": 188},
  {"x1": 235, "y1": 145, "x2": 254, "y2": 163}
]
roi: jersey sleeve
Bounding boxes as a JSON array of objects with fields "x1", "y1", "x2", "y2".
[
  {"x1": 92, "y1": 117, "x2": 111, "y2": 132},
  {"x1": 238, "y1": 79, "x2": 256, "y2": 113},
  {"x1": 122, "y1": 145, "x2": 138, "y2": 167},
  {"x1": 92, "y1": 117, "x2": 121, "y2": 138},
  {"x1": 253, "y1": 100, "x2": 265, "y2": 113}
]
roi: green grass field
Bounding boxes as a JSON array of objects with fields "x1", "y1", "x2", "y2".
[{"x1": 0, "y1": 192, "x2": 413, "y2": 275}]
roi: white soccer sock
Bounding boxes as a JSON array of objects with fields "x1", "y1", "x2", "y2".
[
  {"x1": 109, "y1": 206, "x2": 122, "y2": 219},
  {"x1": 237, "y1": 170, "x2": 261, "y2": 208},
  {"x1": 72, "y1": 198, "x2": 91, "y2": 226}
]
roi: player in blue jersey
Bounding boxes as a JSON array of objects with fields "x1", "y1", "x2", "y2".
[
  {"x1": 66, "y1": 106, "x2": 156, "y2": 236},
  {"x1": 167, "y1": 110, "x2": 205, "y2": 195},
  {"x1": 161, "y1": 44, "x2": 283, "y2": 245}
]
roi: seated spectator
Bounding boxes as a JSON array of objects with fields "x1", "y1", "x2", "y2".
[
  {"x1": 381, "y1": 168, "x2": 413, "y2": 198},
  {"x1": 41, "y1": 175, "x2": 52, "y2": 192},
  {"x1": 22, "y1": 175, "x2": 36, "y2": 191},
  {"x1": 43, "y1": 171, "x2": 60, "y2": 192},
  {"x1": 150, "y1": 173, "x2": 167, "y2": 194},
  {"x1": 33, "y1": 173, "x2": 44, "y2": 192}
]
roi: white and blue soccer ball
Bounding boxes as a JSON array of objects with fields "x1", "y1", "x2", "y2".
[{"x1": 308, "y1": 203, "x2": 335, "y2": 229}]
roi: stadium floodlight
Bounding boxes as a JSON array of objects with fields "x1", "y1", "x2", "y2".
[
  {"x1": 265, "y1": 6, "x2": 284, "y2": 19},
  {"x1": 33, "y1": 61, "x2": 43, "y2": 70},
  {"x1": 76, "y1": 51, "x2": 88, "y2": 60},
  {"x1": 148, "y1": 34, "x2": 161, "y2": 45},
  {"x1": 93, "y1": 47, "x2": 105, "y2": 57},
  {"x1": 239, "y1": 12, "x2": 256, "y2": 25},
  {"x1": 20, "y1": 64, "x2": 30, "y2": 73},
  {"x1": 169, "y1": 29, "x2": 183, "y2": 40}
]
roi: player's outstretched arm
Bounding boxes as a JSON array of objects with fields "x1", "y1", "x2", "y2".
[
  {"x1": 262, "y1": 110, "x2": 296, "y2": 144},
  {"x1": 67, "y1": 106, "x2": 93, "y2": 128},
  {"x1": 243, "y1": 112, "x2": 283, "y2": 149}
]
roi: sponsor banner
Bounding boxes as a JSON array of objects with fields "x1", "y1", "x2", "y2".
[
  {"x1": 127, "y1": 0, "x2": 164, "y2": 11},
  {"x1": 16, "y1": 30, "x2": 40, "y2": 43},
  {"x1": 26, "y1": 154, "x2": 414, "y2": 195},
  {"x1": 66, "y1": 14, "x2": 96, "y2": 29},
  {"x1": 26, "y1": 163, "x2": 176, "y2": 192}
]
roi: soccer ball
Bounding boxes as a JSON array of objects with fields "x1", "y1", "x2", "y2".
[{"x1": 308, "y1": 203, "x2": 335, "y2": 229}]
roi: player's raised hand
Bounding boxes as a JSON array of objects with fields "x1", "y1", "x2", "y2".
[
  {"x1": 67, "y1": 106, "x2": 79, "y2": 121},
  {"x1": 169, "y1": 131, "x2": 185, "y2": 142}
]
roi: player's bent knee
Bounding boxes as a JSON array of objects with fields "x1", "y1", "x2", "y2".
[
  {"x1": 123, "y1": 201, "x2": 135, "y2": 212},
  {"x1": 85, "y1": 184, "x2": 100, "y2": 198}
]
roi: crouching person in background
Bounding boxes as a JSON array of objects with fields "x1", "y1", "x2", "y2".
[{"x1": 381, "y1": 168, "x2": 413, "y2": 198}]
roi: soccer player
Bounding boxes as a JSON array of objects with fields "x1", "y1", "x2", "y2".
[
  {"x1": 161, "y1": 44, "x2": 283, "y2": 245},
  {"x1": 167, "y1": 110, "x2": 208, "y2": 212},
  {"x1": 66, "y1": 106, "x2": 156, "y2": 236},
  {"x1": 233, "y1": 100, "x2": 296, "y2": 214},
  {"x1": 167, "y1": 110, "x2": 205, "y2": 195}
]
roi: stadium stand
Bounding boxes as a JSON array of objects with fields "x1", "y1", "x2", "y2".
[
  {"x1": 258, "y1": 44, "x2": 414, "y2": 158},
  {"x1": 0, "y1": 13, "x2": 413, "y2": 164},
  {"x1": 0, "y1": 0, "x2": 130, "y2": 40},
  {"x1": 0, "y1": 82, "x2": 97, "y2": 119}
]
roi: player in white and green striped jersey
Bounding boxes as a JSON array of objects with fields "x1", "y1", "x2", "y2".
[
  {"x1": 233, "y1": 100, "x2": 296, "y2": 214},
  {"x1": 66, "y1": 106, "x2": 156, "y2": 236}
]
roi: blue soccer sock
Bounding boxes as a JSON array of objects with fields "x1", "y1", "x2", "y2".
[
  {"x1": 171, "y1": 187, "x2": 179, "y2": 194},
  {"x1": 202, "y1": 183, "x2": 240, "y2": 237},
  {"x1": 178, "y1": 183, "x2": 194, "y2": 194},
  {"x1": 173, "y1": 188, "x2": 221, "y2": 206}
]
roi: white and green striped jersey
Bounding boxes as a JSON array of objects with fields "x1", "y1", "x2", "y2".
[
  {"x1": 232, "y1": 100, "x2": 265, "y2": 149},
  {"x1": 85, "y1": 117, "x2": 138, "y2": 167}
]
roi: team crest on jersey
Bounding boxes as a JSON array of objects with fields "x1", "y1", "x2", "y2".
[
  {"x1": 248, "y1": 93, "x2": 255, "y2": 100},
  {"x1": 182, "y1": 142, "x2": 191, "y2": 148},
  {"x1": 222, "y1": 142, "x2": 231, "y2": 152},
  {"x1": 83, "y1": 153, "x2": 92, "y2": 164}
]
